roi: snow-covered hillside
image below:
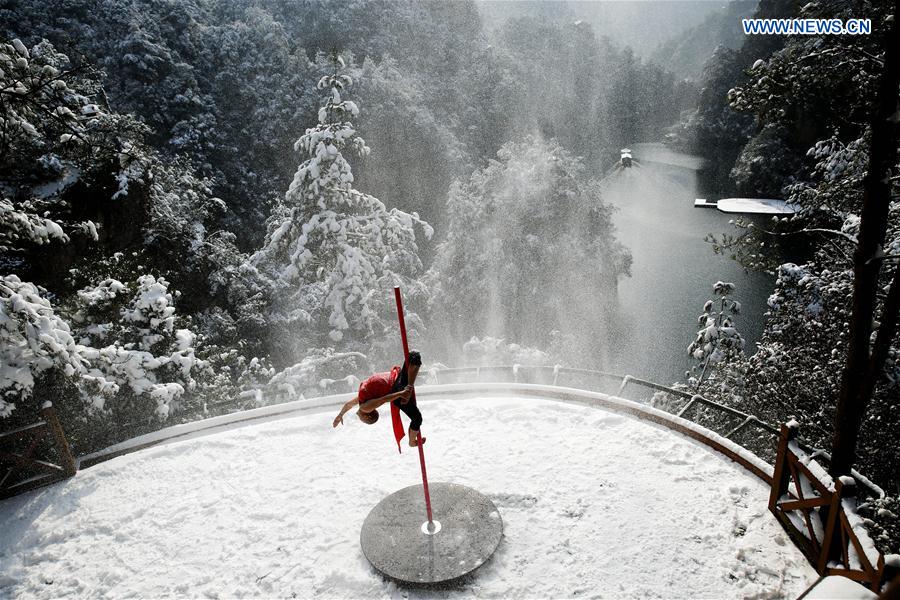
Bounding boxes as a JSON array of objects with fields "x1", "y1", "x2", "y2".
[{"x1": 0, "y1": 397, "x2": 817, "y2": 598}]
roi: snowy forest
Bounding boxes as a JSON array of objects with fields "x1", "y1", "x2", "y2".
[{"x1": 1, "y1": 0, "x2": 898, "y2": 556}]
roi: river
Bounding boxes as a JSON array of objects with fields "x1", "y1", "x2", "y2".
[{"x1": 602, "y1": 146, "x2": 774, "y2": 386}]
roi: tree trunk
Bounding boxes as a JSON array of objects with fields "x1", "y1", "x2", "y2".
[{"x1": 829, "y1": 3, "x2": 900, "y2": 478}]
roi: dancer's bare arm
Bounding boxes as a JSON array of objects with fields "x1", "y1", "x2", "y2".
[
  {"x1": 333, "y1": 396, "x2": 359, "y2": 427},
  {"x1": 358, "y1": 387, "x2": 412, "y2": 413}
]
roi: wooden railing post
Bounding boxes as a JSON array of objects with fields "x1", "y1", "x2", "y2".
[
  {"x1": 818, "y1": 477, "x2": 850, "y2": 573},
  {"x1": 41, "y1": 404, "x2": 76, "y2": 476},
  {"x1": 769, "y1": 421, "x2": 798, "y2": 511}
]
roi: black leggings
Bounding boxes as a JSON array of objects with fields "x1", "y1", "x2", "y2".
[
  {"x1": 392, "y1": 396, "x2": 423, "y2": 430},
  {"x1": 391, "y1": 367, "x2": 422, "y2": 430}
]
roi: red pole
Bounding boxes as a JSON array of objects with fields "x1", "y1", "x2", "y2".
[
  {"x1": 394, "y1": 286, "x2": 433, "y2": 525},
  {"x1": 417, "y1": 436, "x2": 433, "y2": 525},
  {"x1": 394, "y1": 287, "x2": 410, "y2": 357}
]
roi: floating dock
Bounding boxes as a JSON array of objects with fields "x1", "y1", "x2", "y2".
[{"x1": 694, "y1": 197, "x2": 799, "y2": 215}]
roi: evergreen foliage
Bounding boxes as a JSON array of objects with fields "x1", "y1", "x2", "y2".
[
  {"x1": 672, "y1": 0, "x2": 899, "y2": 549},
  {"x1": 686, "y1": 281, "x2": 744, "y2": 392},
  {"x1": 252, "y1": 53, "x2": 431, "y2": 364}
]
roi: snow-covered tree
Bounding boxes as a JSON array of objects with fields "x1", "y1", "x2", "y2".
[
  {"x1": 0, "y1": 38, "x2": 125, "y2": 257},
  {"x1": 0, "y1": 198, "x2": 69, "y2": 253},
  {"x1": 0, "y1": 40, "x2": 248, "y2": 452},
  {"x1": 252, "y1": 52, "x2": 431, "y2": 362},
  {"x1": 264, "y1": 349, "x2": 368, "y2": 404},
  {"x1": 688, "y1": 5, "x2": 900, "y2": 549},
  {"x1": 0, "y1": 274, "x2": 201, "y2": 423},
  {"x1": 729, "y1": 124, "x2": 803, "y2": 198},
  {"x1": 699, "y1": 139, "x2": 900, "y2": 555},
  {"x1": 352, "y1": 56, "x2": 465, "y2": 234},
  {"x1": 0, "y1": 39, "x2": 103, "y2": 175},
  {"x1": 0, "y1": 275, "x2": 84, "y2": 418},
  {"x1": 69, "y1": 275, "x2": 202, "y2": 419},
  {"x1": 686, "y1": 281, "x2": 744, "y2": 392}
]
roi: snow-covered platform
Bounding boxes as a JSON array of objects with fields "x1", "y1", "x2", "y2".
[{"x1": 0, "y1": 393, "x2": 818, "y2": 598}]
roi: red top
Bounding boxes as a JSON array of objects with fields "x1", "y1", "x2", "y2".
[{"x1": 358, "y1": 366, "x2": 401, "y2": 403}]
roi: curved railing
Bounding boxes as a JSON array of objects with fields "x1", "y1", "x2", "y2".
[
  {"x1": 85, "y1": 364, "x2": 884, "y2": 500},
  {"x1": 382, "y1": 365, "x2": 883, "y2": 499},
  {"x1": 78, "y1": 382, "x2": 769, "y2": 482},
  {"x1": 424, "y1": 365, "x2": 778, "y2": 444}
]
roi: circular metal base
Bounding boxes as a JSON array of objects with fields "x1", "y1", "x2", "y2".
[
  {"x1": 421, "y1": 519, "x2": 442, "y2": 535},
  {"x1": 361, "y1": 482, "x2": 503, "y2": 584}
]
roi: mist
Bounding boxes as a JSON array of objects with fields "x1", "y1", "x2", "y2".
[
  {"x1": 6, "y1": 0, "x2": 897, "y2": 500},
  {"x1": 476, "y1": 0, "x2": 729, "y2": 60}
]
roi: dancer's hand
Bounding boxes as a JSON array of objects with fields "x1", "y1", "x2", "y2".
[
  {"x1": 398, "y1": 386, "x2": 413, "y2": 404},
  {"x1": 333, "y1": 413, "x2": 344, "y2": 427}
]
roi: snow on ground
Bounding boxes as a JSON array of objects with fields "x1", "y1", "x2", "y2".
[{"x1": 0, "y1": 396, "x2": 817, "y2": 599}]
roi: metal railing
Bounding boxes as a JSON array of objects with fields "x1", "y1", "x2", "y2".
[
  {"x1": 409, "y1": 365, "x2": 775, "y2": 448},
  {"x1": 201, "y1": 363, "x2": 885, "y2": 500},
  {"x1": 403, "y1": 365, "x2": 882, "y2": 500}
]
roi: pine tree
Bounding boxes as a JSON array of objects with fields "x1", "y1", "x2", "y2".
[
  {"x1": 686, "y1": 281, "x2": 744, "y2": 392},
  {"x1": 252, "y1": 52, "x2": 431, "y2": 358}
]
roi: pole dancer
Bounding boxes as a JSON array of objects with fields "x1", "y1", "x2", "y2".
[
  {"x1": 331, "y1": 287, "x2": 435, "y2": 527},
  {"x1": 331, "y1": 289, "x2": 427, "y2": 450},
  {"x1": 331, "y1": 350, "x2": 425, "y2": 448}
]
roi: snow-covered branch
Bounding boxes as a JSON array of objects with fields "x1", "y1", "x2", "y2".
[{"x1": 749, "y1": 222, "x2": 859, "y2": 244}]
